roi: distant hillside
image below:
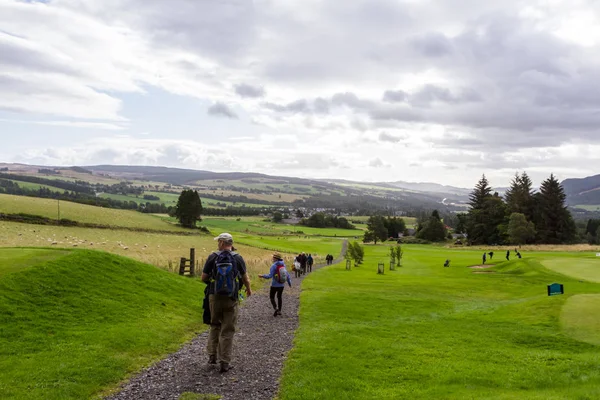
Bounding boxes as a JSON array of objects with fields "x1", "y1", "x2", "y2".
[
  {"x1": 384, "y1": 181, "x2": 470, "y2": 196},
  {"x1": 1, "y1": 163, "x2": 474, "y2": 212},
  {"x1": 562, "y1": 174, "x2": 600, "y2": 205}
]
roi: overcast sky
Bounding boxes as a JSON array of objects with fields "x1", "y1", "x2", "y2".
[{"x1": 2, "y1": 0, "x2": 600, "y2": 188}]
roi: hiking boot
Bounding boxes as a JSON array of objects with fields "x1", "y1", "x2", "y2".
[
  {"x1": 208, "y1": 355, "x2": 217, "y2": 365},
  {"x1": 277, "y1": 310, "x2": 282, "y2": 316},
  {"x1": 273, "y1": 309, "x2": 278, "y2": 317},
  {"x1": 220, "y1": 362, "x2": 233, "y2": 373}
]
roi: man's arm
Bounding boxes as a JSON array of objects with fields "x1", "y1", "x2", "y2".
[
  {"x1": 201, "y1": 254, "x2": 216, "y2": 284},
  {"x1": 235, "y1": 254, "x2": 252, "y2": 296}
]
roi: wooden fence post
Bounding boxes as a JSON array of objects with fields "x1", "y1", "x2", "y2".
[
  {"x1": 179, "y1": 257, "x2": 187, "y2": 276},
  {"x1": 189, "y1": 248, "x2": 195, "y2": 276}
]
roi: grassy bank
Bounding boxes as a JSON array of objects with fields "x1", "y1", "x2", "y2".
[{"x1": 0, "y1": 248, "x2": 206, "y2": 400}]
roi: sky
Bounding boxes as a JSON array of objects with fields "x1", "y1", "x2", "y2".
[{"x1": 2, "y1": 0, "x2": 600, "y2": 188}]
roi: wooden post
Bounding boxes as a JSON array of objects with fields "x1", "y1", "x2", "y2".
[
  {"x1": 189, "y1": 248, "x2": 196, "y2": 276},
  {"x1": 179, "y1": 257, "x2": 186, "y2": 276},
  {"x1": 378, "y1": 263, "x2": 384, "y2": 274}
]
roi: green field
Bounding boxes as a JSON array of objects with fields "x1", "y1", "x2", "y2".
[
  {"x1": 573, "y1": 205, "x2": 600, "y2": 211},
  {"x1": 100, "y1": 190, "x2": 273, "y2": 208},
  {"x1": 279, "y1": 245, "x2": 600, "y2": 399},
  {"x1": 0, "y1": 194, "x2": 188, "y2": 232},
  {"x1": 5, "y1": 179, "x2": 66, "y2": 192},
  {"x1": 0, "y1": 249, "x2": 206, "y2": 400},
  {"x1": 200, "y1": 216, "x2": 364, "y2": 237}
]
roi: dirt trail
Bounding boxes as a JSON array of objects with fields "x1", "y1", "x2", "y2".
[{"x1": 106, "y1": 240, "x2": 348, "y2": 400}]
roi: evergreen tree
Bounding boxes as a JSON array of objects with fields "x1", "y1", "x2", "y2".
[
  {"x1": 174, "y1": 189, "x2": 203, "y2": 228},
  {"x1": 535, "y1": 174, "x2": 576, "y2": 243},
  {"x1": 468, "y1": 174, "x2": 492, "y2": 210},
  {"x1": 505, "y1": 172, "x2": 534, "y2": 220}
]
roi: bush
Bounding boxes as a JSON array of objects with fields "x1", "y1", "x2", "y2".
[{"x1": 399, "y1": 236, "x2": 431, "y2": 245}]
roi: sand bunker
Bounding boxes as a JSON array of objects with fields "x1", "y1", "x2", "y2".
[{"x1": 469, "y1": 264, "x2": 493, "y2": 269}]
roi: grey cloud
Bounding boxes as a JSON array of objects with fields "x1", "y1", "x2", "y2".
[
  {"x1": 263, "y1": 99, "x2": 309, "y2": 114},
  {"x1": 378, "y1": 132, "x2": 403, "y2": 143},
  {"x1": 313, "y1": 97, "x2": 330, "y2": 114},
  {"x1": 369, "y1": 158, "x2": 386, "y2": 168},
  {"x1": 207, "y1": 102, "x2": 238, "y2": 119},
  {"x1": 410, "y1": 32, "x2": 453, "y2": 57},
  {"x1": 383, "y1": 90, "x2": 408, "y2": 103},
  {"x1": 234, "y1": 83, "x2": 265, "y2": 98}
]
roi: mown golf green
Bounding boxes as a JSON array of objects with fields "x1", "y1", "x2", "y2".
[
  {"x1": 280, "y1": 245, "x2": 600, "y2": 399},
  {"x1": 0, "y1": 248, "x2": 205, "y2": 400}
]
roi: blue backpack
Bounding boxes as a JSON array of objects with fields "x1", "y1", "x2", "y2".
[{"x1": 213, "y1": 251, "x2": 239, "y2": 298}]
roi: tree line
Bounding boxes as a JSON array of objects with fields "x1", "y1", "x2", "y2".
[
  {"x1": 465, "y1": 173, "x2": 576, "y2": 245},
  {"x1": 299, "y1": 212, "x2": 356, "y2": 229}
]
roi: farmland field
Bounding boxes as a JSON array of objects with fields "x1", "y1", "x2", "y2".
[
  {"x1": 279, "y1": 244, "x2": 600, "y2": 399},
  {"x1": 0, "y1": 221, "x2": 279, "y2": 279},
  {"x1": 199, "y1": 216, "x2": 365, "y2": 237},
  {"x1": 0, "y1": 194, "x2": 187, "y2": 231}
]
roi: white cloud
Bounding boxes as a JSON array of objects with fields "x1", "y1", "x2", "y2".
[{"x1": 3, "y1": 0, "x2": 600, "y2": 186}]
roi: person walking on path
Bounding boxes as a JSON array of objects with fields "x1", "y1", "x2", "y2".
[
  {"x1": 488, "y1": 251, "x2": 494, "y2": 260},
  {"x1": 201, "y1": 232, "x2": 252, "y2": 373},
  {"x1": 482, "y1": 252, "x2": 486, "y2": 265},
  {"x1": 259, "y1": 252, "x2": 292, "y2": 317},
  {"x1": 306, "y1": 254, "x2": 314, "y2": 273},
  {"x1": 293, "y1": 255, "x2": 301, "y2": 278},
  {"x1": 297, "y1": 252, "x2": 307, "y2": 275}
]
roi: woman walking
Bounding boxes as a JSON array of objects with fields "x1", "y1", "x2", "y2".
[{"x1": 259, "y1": 253, "x2": 292, "y2": 317}]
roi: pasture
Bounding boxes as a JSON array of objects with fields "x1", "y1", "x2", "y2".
[
  {"x1": 0, "y1": 194, "x2": 186, "y2": 232},
  {"x1": 0, "y1": 249, "x2": 206, "y2": 400},
  {"x1": 200, "y1": 216, "x2": 364, "y2": 237},
  {"x1": 279, "y1": 244, "x2": 600, "y2": 399}
]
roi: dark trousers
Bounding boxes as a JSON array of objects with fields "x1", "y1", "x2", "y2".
[
  {"x1": 270, "y1": 286, "x2": 284, "y2": 311},
  {"x1": 307, "y1": 263, "x2": 313, "y2": 272}
]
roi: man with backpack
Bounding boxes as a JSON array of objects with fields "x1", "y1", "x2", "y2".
[
  {"x1": 201, "y1": 233, "x2": 252, "y2": 373},
  {"x1": 259, "y1": 252, "x2": 292, "y2": 317}
]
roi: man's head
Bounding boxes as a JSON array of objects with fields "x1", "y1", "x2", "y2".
[
  {"x1": 214, "y1": 232, "x2": 234, "y2": 250},
  {"x1": 272, "y1": 252, "x2": 283, "y2": 261}
]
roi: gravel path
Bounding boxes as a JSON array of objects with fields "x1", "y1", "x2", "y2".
[{"x1": 107, "y1": 241, "x2": 347, "y2": 400}]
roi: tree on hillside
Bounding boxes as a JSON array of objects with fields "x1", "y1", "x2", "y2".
[
  {"x1": 174, "y1": 189, "x2": 203, "y2": 228},
  {"x1": 417, "y1": 210, "x2": 447, "y2": 242},
  {"x1": 535, "y1": 174, "x2": 576, "y2": 243},
  {"x1": 364, "y1": 215, "x2": 388, "y2": 244},
  {"x1": 585, "y1": 219, "x2": 600, "y2": 244},
  {"x1": 507, "y1": 213, "x2": 536, "y2": 245},
  {"x1": 272, "y1": 211, "x2": 283, "y2": 223},
  {"x1": 384, "y1": 216, "x2": 406, "y2": 238}
]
